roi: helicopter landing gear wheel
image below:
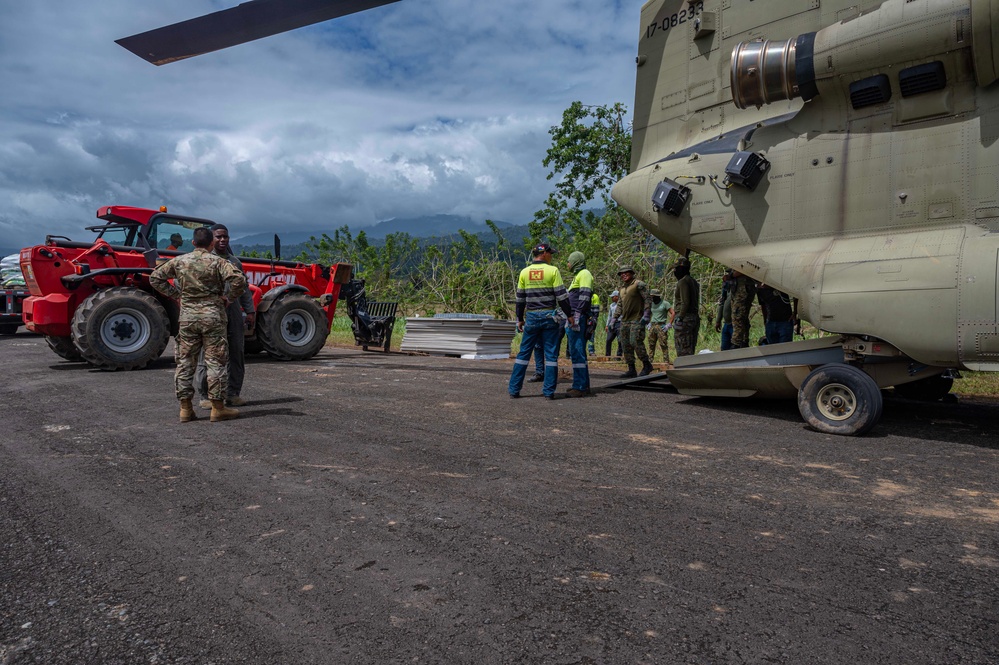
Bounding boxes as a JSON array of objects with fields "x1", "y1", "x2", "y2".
[{"x1": 798, "y1": 364, "x2": 883, "y2": 437}]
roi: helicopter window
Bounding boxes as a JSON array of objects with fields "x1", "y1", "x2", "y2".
[
  {"x1": 849, "y1": 75, "x2": 892, "y2": 109},
  {"x1": 899, "y1": 61, "x2": 946, "y2": 98}
]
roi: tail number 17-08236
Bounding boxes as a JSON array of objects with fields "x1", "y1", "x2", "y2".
[{"x1": 646, "y1": 1, "x2": 705, "y2": 39}]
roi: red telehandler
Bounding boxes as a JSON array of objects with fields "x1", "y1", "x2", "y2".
[{"x1": 19, "y1": 206, "x2": 395, "y2": 370}]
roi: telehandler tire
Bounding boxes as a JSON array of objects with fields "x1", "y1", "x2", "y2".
[
  {"x1": 797, "y1": 363, "x2": 883, "y2": 436},
  {"x1": 244, "y1": 337, "x2": 265, "y2": 354},
  {"x1": 0, "y1": 324, "x2": 18, "y2": 335},
  {"x1": 45, "y1": 335, "x2": 84, "y2": 361},
  {"x1": 257, "y1": 293, "x2": 328, "y2": 361},
  {"x1": 72, "y1": 287, "x2": 170, "y2": 371}
]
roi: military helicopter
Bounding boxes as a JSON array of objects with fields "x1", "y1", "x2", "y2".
[
  {"x1": 117, "y1": 0, "x2": 999, "y2": 435},
  {"x1": 609, "y1": 0, "x2": 999, "y2": 435}
]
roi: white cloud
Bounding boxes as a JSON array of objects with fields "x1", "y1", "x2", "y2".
[{"x1": 0, "y1": 0, "x2": 639, "y2": 251}]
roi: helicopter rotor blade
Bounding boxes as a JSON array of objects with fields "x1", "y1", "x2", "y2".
[{"x1": 116, "y1": 0, "x2": 402, "y2": 66}]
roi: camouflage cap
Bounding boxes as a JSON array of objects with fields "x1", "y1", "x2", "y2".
[
  {"x1": 650, "y1": 288, "x2": 662, "y2": 297},
  {"x1": 617, "y1": 265, "x2": 635, "y2": 275},
  {"x1": 672, "y1": 256, "x2": 691, "y2": 269}
]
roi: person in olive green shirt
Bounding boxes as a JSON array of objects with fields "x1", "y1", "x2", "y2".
[
  {"x1": 670, "y1": 257, "x2": 700, "y2": 357},
  {"x1": 616, "y1": 265, "x2": 653, "y2": 378},
  {"x1": 647, "y1": 288, "x2": 674, "y2": 363}
]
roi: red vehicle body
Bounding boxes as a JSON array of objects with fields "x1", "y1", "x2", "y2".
[{"x1": 19, "y1": 206, "x2": 356, "y2": 370}]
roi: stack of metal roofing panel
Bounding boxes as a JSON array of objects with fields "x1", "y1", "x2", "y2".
[{"x1": 401, "y1": 316, "x2": 517, "y2": 359}]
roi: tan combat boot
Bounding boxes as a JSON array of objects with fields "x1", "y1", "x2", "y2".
[
  {"x1": 210, "y1": 399, "x2": 239, "y2": 422},
  {"x1": 179, "y1": 398, "x2": 198, "y2": 423}
]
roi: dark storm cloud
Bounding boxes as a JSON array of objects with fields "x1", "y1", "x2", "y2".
[{"x1": 0, "y1": 0, "x2": 638, "y2": 250}]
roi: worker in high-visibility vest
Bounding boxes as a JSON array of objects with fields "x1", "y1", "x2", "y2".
[{"x1": 508, "y1": 243, "x2": 573, "y2": 400}]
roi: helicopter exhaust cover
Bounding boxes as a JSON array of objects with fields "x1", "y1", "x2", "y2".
[
  {"x1": 731, "y1": 0, "x2": 998, "y2": 109},
  {"x1": 116, "y1": 0, "x2": 402, "y2": 65}
]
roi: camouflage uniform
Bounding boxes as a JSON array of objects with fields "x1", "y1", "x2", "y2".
[
  {"x1": 150, "y1": 247, "x2": 247, "y2": 401},
  {"x1": 196, "y1": 251, "x2": 255, "y2": 401},
  {"x1": 730, "y1": 275, "x2": 756, "y2": 349},
  {"x1": 672, "y1": 274, "x2": 701, "y2": 357},
  {"x1": 617, "y1": 279, "x2": 652, "y2": 367}
]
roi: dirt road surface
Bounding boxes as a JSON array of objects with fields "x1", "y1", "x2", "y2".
[{"x1": 2, "y1": 332, "x2": 998, "y2": 664}]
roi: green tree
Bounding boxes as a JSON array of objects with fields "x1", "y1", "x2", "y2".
[
  {"x1": 300, "y1": 226, "x2": 420, "y2": 303},
  {"x1": 529, "y1": 101, "x2": 677, "y2": 303}
]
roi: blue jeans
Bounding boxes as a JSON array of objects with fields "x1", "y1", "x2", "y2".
[
  {"x1": 720, "y1": 323, "x2": 733, "y2": 350},
  {"x1": 765, "y1": 320, "x2": 794, "y2": 344},
  {"x1": 510, "y1": 311, "x2": 560, "y2": 397},
  {"x1": 566, "y1": 323, "x2": 590, "y2": 391}
]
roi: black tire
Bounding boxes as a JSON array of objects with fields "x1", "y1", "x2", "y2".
[
  {"x1": 893, "y1": 373, "x2": 954, "y2": 401},
  {"x1": 45, "y1": 335, "x2": 84, "y2": 361},
  {"x1": 71, "y1": 287, "x2": 170, "y2": 371},
  {"x1": 244, "y1": 337, "x2": 265, "y2": 354},
  {"x1": 0, "y1": 323, "x2": 18, "y2": 335},
  {"x1": 797, "y1": 364, "x2": 883, "y2": 436},
  {"x1": 257, "y1": 293, "x2": 328, "y2": 361}
]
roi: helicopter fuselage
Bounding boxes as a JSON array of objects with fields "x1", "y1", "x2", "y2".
[{"x1": 613, "y1": 0, "x2": 999, "y2": 373}]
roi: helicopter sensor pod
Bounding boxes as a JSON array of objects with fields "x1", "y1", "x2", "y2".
[
  {"x1": 651, "y1": 178, "x2": 691, "y2": 217},
  {"x1": 723, "y1": 152, "x2": 770, "y2": 191}
]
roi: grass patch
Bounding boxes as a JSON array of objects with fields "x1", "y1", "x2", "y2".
[{"x1": 953, "y1": 372, "x2": 999, "y2": 398}]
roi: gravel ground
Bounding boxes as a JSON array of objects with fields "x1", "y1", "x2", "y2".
[{"x1": 1, "y1": 332, "x2": 998, "y2": 664}]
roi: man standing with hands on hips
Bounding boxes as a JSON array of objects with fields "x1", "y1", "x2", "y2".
[{"x1": 508, "y1": 243, "x2": 573, "y2": 400}]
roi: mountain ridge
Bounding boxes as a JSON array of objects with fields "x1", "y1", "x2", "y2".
[{"x1": 233, "y1": 214, "x2": 517, "y2": 246}]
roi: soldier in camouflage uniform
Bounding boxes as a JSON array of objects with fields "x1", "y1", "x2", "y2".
[
  {"x1": 670, "y1": 257, "x2": 700, "y2": 357},
  {"x1": 616, "y1": 265, "x2": 653, "y2": 378},
  {"x1": 195, "y1": 223, "x2": 256, "y2": 409},
  {"x1": 150, "y1": 227, "x2": 248, "y2": 423},
  {"x1": 729, "y1": 270, "x2": 756, "y2": 349}
]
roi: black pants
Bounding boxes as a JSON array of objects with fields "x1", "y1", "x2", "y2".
[
  {"x1": 605, "y1": 326, "x2": 622, "y2": 357},
  {"x1": 197, "y1": 301, "x2": 245, "y2": 399}
]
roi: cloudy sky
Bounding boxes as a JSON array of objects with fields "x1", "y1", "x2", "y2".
[{"x1": 0, "y1": 1, "x2": 640, "y2": 251}]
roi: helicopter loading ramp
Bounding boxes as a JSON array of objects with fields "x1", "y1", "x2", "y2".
[
  {"x1": 666, "y1": 337, "x2": 849, "y2": 400},
  {"x1": 601, "y1": 337, "x2": 847, "y2": 397},
  {"x1": 599, "y1": 371, "x2": 672, "y2": 391}
]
